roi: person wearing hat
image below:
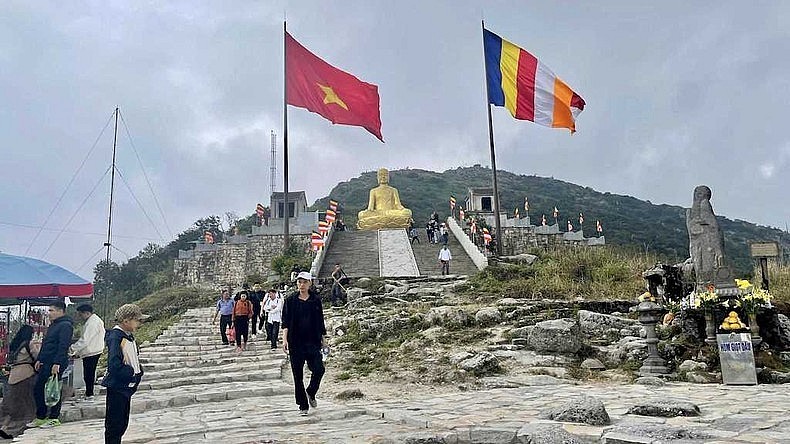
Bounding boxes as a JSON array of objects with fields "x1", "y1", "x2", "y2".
[
  {"x1": 101, "y1": 304, "x2": 147, "y2": 444},
  {"x1": 281, "y1": 271, "x2": 326, "y2": 416},
  {"x1": 69, "y1": 304, "x2": 105, "y2": 401}
]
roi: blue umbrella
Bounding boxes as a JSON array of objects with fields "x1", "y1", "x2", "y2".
[{"x1": 0, "y1": 253, "x2": 93, "y2": 299}]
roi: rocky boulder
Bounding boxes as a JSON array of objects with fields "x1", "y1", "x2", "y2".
[
  {"x1": 516, "y1": 423, "x2": 583, "y2": 444},
  {"x1": 627, "y1": 399, "x2": 700, "y2": 417},
  {"x1": 528, "y1": 318, "x2": 582, "y2": 354},
  {"x1": 425, "y1": 306, "x2": 471, "y2": 327},
  {"x1": 578, "y1": 310, "x2": 638, "y2": 339},
  {"x1": 542, "y1": 395, "x2": 611, "y2": 425},
  {"x1": 475, "y1": 307, "x2": 502, "y2": 326},
  {"x1": 457, "y1": 352, "x2": 501, "y2": 376}
]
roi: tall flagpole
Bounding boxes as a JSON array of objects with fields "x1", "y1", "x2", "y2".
[
  {"x1": 482, "y1": 20, "x2": 503, "y2": 256},
  {"x1": 103, "y1": 106, "x2": 119, "y2": 323},
  {"x1": 283, "y1": 21, "x2": 290, "y2": 250}
]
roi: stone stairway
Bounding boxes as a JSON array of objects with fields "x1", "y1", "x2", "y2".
[
  {"x1": 319, "y1": 230, "x2": 380, "y2": 278},
  {"x1": 411, "y1": 229, "x2": 480, "y2": 276},
  {"x1": 17, "y1": 306, "x2": 465, "y2": 444}
]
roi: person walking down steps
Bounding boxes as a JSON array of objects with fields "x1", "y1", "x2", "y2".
[
  {"x1": 212, "y1": 290, "x2": 234, "y2": 346},
  {"x1": 282, "y1": 272, "x2": 326, "y2": 416},
  {"x1": 232, "y1": 291, "x2": 254, "y2": 352},
  {"x1": 438, "y1": 244, "x2": 452, "y2": 275},
  {"x1": 263, "y1": 288, "x2": 283, "y2": 350}
]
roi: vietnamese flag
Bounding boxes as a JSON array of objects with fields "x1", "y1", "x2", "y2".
[{"x1": 286, "y1": 31, "x2": 383, "y2": 141}]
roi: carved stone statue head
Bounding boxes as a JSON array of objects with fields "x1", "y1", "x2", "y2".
[
  {"x1": 377, "y1": 168, "x2": 389, "y2": 185},
  {"x1": 693, "y1": 185, "x2": 712, "y2": 202}
]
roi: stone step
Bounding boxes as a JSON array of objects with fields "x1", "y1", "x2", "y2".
[
  {"x1": 141, "y1": 352, "x2": 283, "y2": 372},
  {"x1": 319, "y1": 230, "x2": 381, "y2": 277},
  {"x1": 142, "y1": 360, "x2": 281, "y2": 382},
  {"x1": 411, "y1": 228, "x2": 479, "y2": 276},
  {"x1": 139, "y1": 345, "x2": 275, "y2": 363},
  {"x1": 136, "y1": 368, "x2": 282, "y2": 391},
  {"x1": 59, "y1": 381, "x2": 293, "y2": 423}
]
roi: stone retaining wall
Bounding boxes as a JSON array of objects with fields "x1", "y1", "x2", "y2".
[{"x1": 173, "y1": 234, "x2": 310, "y2": 288}]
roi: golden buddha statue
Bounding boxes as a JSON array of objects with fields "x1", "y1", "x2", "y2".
[
  {"x1": 357, "y1": 168, "x2": 412, "y2": 230},
  {"x1": 720, "y1": 311, "x2": 746, "y2": 331}
]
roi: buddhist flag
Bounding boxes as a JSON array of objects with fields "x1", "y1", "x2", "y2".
[
  {"x1": 553, "y1": 206, "x2": 559, "y2": 219},
  {"x1": 567, "y1": 220, "x2": 573, "y2": 232},
  {"x1": 459, "y1": 208, "x2": 465, "y2": 221},
  {"x1": 482, "y1": 227, "x2": 492, "y2": 245},
  {"x1": 470, "y1": 219, "x2": 477, "y2": 233},
  {"x1": 524, "y1": 197, "x2": 529, "y2": 212},
  {"x1": 579, "y1": 212, "x2": 584, "y2": 225},
  {"x1": 329, "y1": 200, "x2": 338, "y2": 212},
  {"x1": 318, "y1": 220, "x2": 329, "y2": 235},
  {"x1": 449, "y1": 195, "x2": 456, "y2": 211},
  {"x1": 596, "y1": 220, "x2": 603, "y2": 234},
  {"x1": 541, "y1": 214, "x2": 547, "y2": 226},
  {"x1": 514, "y1": 208, "x2": 519, "y2": 218},
  {"x1": 256, "y1": 203, "x2": 265, "y2": 217},
  {"x1": 325, "y1": 209, "x2": 337, "y2": 223},
  {"x1": 204, "y1": 231, "x2": 214, "y2": 244},
  {"x1": 484, "y1": 29, "x2": 586, "y2": 133},
  {"x1": 285, "y1": 31, "x2": 383, "y2": 141},
  {"x1": 311, "y1": 231, "x2": 325, "y2": 250}
]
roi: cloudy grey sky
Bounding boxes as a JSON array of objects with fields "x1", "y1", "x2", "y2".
[{"x1": 2, "y1": 1, "x2": 788, "y2": 279}]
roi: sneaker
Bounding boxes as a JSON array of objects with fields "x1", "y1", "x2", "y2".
[
  {"x1": 39, "y1": 419, "x2": 61, "y2": 429},
  {"x1": 308, "y1": 396, "x2": 318, "y2": 408},
  {"x1": 299, "y1": 409, "x2": 309, "y2": 416},
  {"x1": 26, "y1": 418, "x2": 49, "y2": 428}
]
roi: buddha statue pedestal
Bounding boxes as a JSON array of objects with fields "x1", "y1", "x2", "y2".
[{"x1": 357, "y1": 168, "x2": 412, "y2": 230}]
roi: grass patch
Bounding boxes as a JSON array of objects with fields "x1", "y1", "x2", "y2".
[
  {"x1": 466, "y1": 245, "x2": 655, "y2": 300},
  {"x1": 758, "y1": 262, "x2": 790, "y2": 304}
]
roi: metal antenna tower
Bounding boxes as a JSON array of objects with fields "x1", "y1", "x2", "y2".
[{"x1": 270, "y1": 130, "x2": 277, "y2": 198}]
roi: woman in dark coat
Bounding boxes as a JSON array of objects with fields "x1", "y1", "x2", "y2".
[{"x1": 0, "y1": 325, "x2": 39, "y2": 438}]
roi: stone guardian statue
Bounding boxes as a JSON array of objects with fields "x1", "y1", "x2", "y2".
[{"x1": 686, "y1": 185, "x2": 732, "y2": 287}]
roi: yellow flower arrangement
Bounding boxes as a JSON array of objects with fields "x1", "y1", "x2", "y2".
[
  {"x1": 693, "y1": 284, "x2": 720, "y2": 310},
  {"x1": 736, "y1": 279, "x2": 772, "y2": 314}
]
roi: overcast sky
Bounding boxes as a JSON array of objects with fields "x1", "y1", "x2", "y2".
[{"x1": 2, "y1": 1, "x2": 788, "y2": 279}]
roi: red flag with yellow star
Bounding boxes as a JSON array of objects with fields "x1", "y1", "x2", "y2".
[{"x1": 285, "y1": 31, "x2": 383, "y2": 141}]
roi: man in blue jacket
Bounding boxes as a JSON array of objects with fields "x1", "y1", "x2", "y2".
[{"x1": 28, "y1": 301, "x2": 73, "y2": 429}]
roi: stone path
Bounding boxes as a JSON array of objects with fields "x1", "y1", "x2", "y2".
[
  {"x1": 16, "y1": 307, "x2": 790, "y2": 443},
  {"x1": 378, "y1": 229, "x2": 419, "y2": 277}
]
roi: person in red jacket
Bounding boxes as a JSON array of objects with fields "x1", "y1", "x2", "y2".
[{"x1": 232, "y1": 291, "x2": 254, "y2": 352}]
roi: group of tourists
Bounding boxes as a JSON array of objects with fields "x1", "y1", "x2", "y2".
[
  {"x1": 0, "y1": 302, "x2": 146, "y2": 444},
  {"x1": 212, "y1": 272, "x2": 327, "y2": 416},
  {"x1": 212, "y1": 281, "x2": 284, "y2": 352}
]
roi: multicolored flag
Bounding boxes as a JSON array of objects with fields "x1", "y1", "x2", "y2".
[
  {"x1": 553, "y1": 206, "x2": 559, "y2": 219},
  {"x1": 459, "y1": 208, "x2": 465, "y2": 221},
  {"x1": 524, "y1": 197, "x2": 529, "y2": 212},
  {"x1": 325, "y1": 209, "x2": 337, "y2": 223},
  {"x1": 596, "y1": 220, "x2": 603, "y2": 235},
  {"x1": 470, "y1": 219, "x2": 477, "y2": 234},
  {"x1": 285, "y1": 31, "x2": 383, "y2": 141},
  {"x1": 449, "y1": 195, "x2": 456, "y2": 211},
  {"x1": 567, "y1": 220, "x2": 573, "y2": 232},
  {"x1": 256, "y1": 203, "x2": 265, "y2": 217},
  {"x1": 541, "y1": 214, "x2": 547, "y2": 226},
  {"x1": 204, "y1": 231, "x2": 214, "y2": 244},
  {"x1": 318, "y1": 220, "x2": 329, "y2": 235},
  {"x1": 514, "y1": 208, "x2": 519, "y2": 218},
  {"x1": 483, "y1": 28, "x2": 586, "y2": 133},
  {"x1": 482, "y1": 227, "x2": 492, "y2": 245},
  {"x1": 329, "y1": 200, "x2": 338, "y2": 212},
  {"x1": 579, "y1": 212, "x2": 584, "y2": 225},
  {"x1": 311, "y1": 231, "x2": 325, "y2": 250}
]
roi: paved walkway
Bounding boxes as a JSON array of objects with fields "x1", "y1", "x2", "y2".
[{"x1": 15, "y1": 308, "x2": 790, "y2": 443}]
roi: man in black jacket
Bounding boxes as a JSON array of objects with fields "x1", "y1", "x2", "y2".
[
  {"x1": 29, "y1": 301, "x2": 73, "y2": 428},
  {"x1": 281, "y1": 272, "x2": 326, "y2": 416}
]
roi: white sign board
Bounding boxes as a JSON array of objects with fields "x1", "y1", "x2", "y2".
[{"x1": 717, "y1": 333, "x2": 757, "y2": 385}]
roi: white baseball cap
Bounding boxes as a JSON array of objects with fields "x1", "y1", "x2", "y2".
[{"x1": 296, "y1": 271, "x2": 313, "y2": 281}]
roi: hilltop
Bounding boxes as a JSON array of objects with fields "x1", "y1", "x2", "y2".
[{"x1": 312, "y1": 165, "x2": 790, "y2": 274}]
